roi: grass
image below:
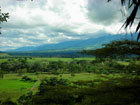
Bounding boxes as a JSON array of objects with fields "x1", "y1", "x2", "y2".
[
  {"x1": 0, "y1": 72, "x2": 136, "y2": 102},
  {"x1": 117, "y1": 61, "x2": 129, "y2": 65},
  {"x1": 0, "y1": 57, "x2": 94, "y2": 64},
  {"x1": 0, "y1": 74, "x2": 34, "y2": 102},
  {"x1": 27, "y1": 57, "x2": 94, "y2": 63},
  {"x1": 0, "y1": 59, "x2": 8, "y2": 63}
]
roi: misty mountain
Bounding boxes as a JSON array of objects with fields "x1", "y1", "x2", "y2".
[{"x1": 7, "y1": 34, "x2": 134, "y2": 52}]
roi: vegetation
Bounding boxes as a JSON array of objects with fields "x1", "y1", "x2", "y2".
[
  {"x1": 82, "y1": 40, "x2": 140, "y2": 59},
  {"x1": 0, "y1": 57, "x2": 139, "y2": 105},
  {"x1": 17, "y1": 76, "x2": 140, "y2": 105},
  {"x1": 108, "y1": 0, "x2": 140, "y2": 41},
  {"x1": 0, "y1": 0, "x2": 139, "y2": 104},
  {"x1": 0, "y1": 57, "x2": 139, "y2": 74}
]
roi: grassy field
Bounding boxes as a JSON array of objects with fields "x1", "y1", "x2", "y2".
[
  {"x1": 0, "y1": 57, "x2": 94, "y2": 64},
  {"x1": 0, "y1": 74, "x2": 35, "y2": 102},
  {"x1": 0, "y1": 59, "x2": 8, "y2": 63},
  {"x1": 0, "y1": 72, "x2": 133, "y2": 102},
  {"x1": 27, "y1": 57, "x2": 94, "y2": 63},
  {"x1": 0, "y1": 57, "x2": 137, "y2": 103}
]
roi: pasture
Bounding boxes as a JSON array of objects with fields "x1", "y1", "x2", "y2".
[
  {"x1": 0, "y1": 74, "x2": 34, "y2": 102},
  {"x1": 0, "y1": 72, "x2": 135, "y2": 101},
  {"x1": 0, "y1": 57, "x2": 139, "y2": 104}
]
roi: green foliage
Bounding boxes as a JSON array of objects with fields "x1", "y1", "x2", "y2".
[
  {"x1": 0, "y1": 57, "x2": 139, "y2": 74},
  {"x1": 82, "y1": 40, "x2": 140, "y2": 59},
  {"x1": 22, "y1": 76, "x2": 36, "y2": 82},
  {"x1": 108, "y1": 0, "x2": 140, "y2": 41},
  {"x1": 71, "y1": 73, "x2": 75, "y2": 77},
  {"x1": 18, "y1": 92, "x2": 32, "y2": 105},
  {"x1": 40, "y1": 77, "x2": 68, "y2": 87},
  {"x1": 0, "y1": 57, "x2": 139, "y2": 104},
  {"x1": 22, "y1": 76, "x2": 32, "y2": 81},
  {"x1": 0, "y1": 98, "x2": 17, "y2": 105},
  {"x1": 0, "y1": 58, "x2": 28, "y2": 73},
  {"x1": 125, "y1": 61, "x2": 140, "y2": 74},
  {"x1": 0, "y1": 70, "x2": 4, "y2": 79},
  {"x1": 18, "y1": 76, "x2": 140, "y2": 105}
]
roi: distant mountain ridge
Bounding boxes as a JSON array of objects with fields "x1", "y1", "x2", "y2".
[{"x1": 7, "y1": 34, "x2": 135, "y2": 53}]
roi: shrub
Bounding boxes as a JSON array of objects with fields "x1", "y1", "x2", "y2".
[
  {"x1": 71, "y1": 73, "x2": 75, "y2": 77},
  {"x1": 22, "y1": 76, "x2": 31, "y2": 81}
]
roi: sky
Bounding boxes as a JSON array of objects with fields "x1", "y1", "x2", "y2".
[{"x1": 0, "y1": 0, "x2": 131, "y2": 51}]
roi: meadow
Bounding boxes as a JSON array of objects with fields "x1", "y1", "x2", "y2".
[
  {"x1": 0, "y1": 57, "x2": 94, "y2": 101},
  {"x1": 26, "y1": 57, "x2": 94, "y2": 62},
  {"x1": 0, "y1": 57, "x2": 139, "y2": 105},
  {"x1": 0, "y1": 72, "x2": 136, "y2": 101}
]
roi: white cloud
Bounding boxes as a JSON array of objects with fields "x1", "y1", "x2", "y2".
[{"x1": 0, "y1": 0, "x2": 130, "y2": 51}]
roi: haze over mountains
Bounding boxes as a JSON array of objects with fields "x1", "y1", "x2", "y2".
[{"x1": 7, "y1": 34, "x2": 134, "y2": 53}]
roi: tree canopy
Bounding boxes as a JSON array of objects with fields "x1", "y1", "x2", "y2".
[{"x1": 82, "y1": 40, "x2": 140, "y2": 59}]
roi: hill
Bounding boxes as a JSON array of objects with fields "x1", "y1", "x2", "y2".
[
  {"x1": 6, "y1": 34, "x2": 136, "y2": 57},
  {"x1": 7, "y1": 34, "x2": 129, "y2": 52}
]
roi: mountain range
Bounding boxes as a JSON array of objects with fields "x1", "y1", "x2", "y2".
[{"x1": 7, "y1": 34, "x2": 132, "y2": 53}]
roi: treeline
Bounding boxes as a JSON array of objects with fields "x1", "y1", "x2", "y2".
[
  {"x1": 0, "y1": 58, "x2": 139, "y2": 75},
  {"x1": 7, "y1": 51, "x2": 92, "y2": 57}
]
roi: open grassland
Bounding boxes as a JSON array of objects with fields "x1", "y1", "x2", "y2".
[
  {"x1": 0, "y1": 72, "x2": 135, "y2": 101},
  {"x1": 0, "y1": 74, "x2": 34, "y2": 102},
  {"x1": 27, "y1": 57, "x2": 94, "y2": 63},
  {"x1": 0, "y1": 57, "x2": 138, "y2": 104},
  {"x1": 0, "y1": 57, "x2": 94, "y2": 64},
  {"x1": 0, "y1": 59, "x2": 8, "y2": 63}
]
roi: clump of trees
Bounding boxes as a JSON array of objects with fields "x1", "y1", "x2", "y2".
[
  {"x1": 0, "y1": 56, "x2": 140, "y2": 75},
  {"x1": 17, "y1": 77, "x2": 140, "y2": 105},
  {"x1": 0, "y1": 58, "x2": 28, "y2": 73},
  {"x1": 21, "y1": 76, "x2": 37, "y2": 82},
  {"x1": 0, "y1": 98, "x2": 17, "y2": 105},
  {"x1": 82, "y1": 40, "x2": 140, "y2": 59}
]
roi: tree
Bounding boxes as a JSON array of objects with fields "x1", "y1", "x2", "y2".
[
  {"x1": 0, "y1": 7, "x2": 9, "y2": 34},
  {"x1": 108, "y1": 0, "x2": 140, "y2": 41},
  {"x1": 82, "y1": 40, "x2": 140, "y2": 59}
]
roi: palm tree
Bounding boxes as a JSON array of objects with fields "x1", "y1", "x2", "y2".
[
  {"x1": 108, "y1": 0, "x2": 140, "y2": 41},
  {"x1": 0, "y1": 7, "x2": 9, "y2": 34}
]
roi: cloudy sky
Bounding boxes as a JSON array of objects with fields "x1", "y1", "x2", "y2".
[{"x1": 0, "y1": 0, "x2": 128, "y2": 51}]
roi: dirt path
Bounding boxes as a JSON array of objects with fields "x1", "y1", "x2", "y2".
[{"x1": 30, "y1": 75, "x2": 41, "y2": 92}]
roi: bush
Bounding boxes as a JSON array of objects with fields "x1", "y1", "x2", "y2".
[
  {"x1": 125, "y1": 62, "x2": 140, "y2": 74},
  {"x1": 0, "y1": 98, "x2": 17, "y2": 105},
  {"x1": 0, "y1": 70, "x2": 4, "y2": 79},
  {"x1": 40, "y1": 77, "x2": 68, "y2": 87},
  {"x1": 22, "y1": 76, "x2": 32, "y2": 81},
  {"x1": 71, "y1": 73, "x2": 75, "y2": 77}
]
